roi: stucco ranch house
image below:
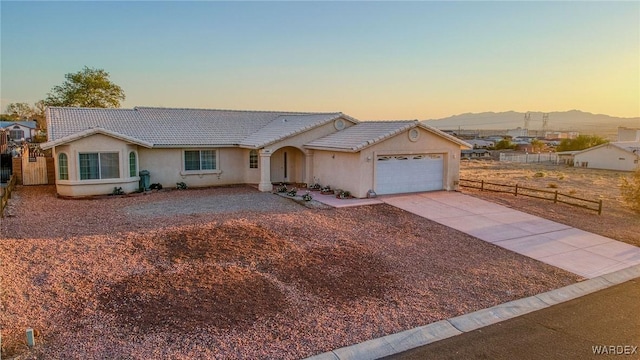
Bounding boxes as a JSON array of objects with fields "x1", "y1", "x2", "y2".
[{"x1": 41, "y1": 107, "x2": 471, "y2": 198}]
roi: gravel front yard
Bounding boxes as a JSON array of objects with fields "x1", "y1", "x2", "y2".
[{"x1": 1, "y1": 186, "x2": 580, "y2": 359}]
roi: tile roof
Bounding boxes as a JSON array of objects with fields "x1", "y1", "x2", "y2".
[
  {"x1": 40, "y1": 127, "x2": 153, "y2": 150},
  {"x1": 305, "y1": 121, "x2": 471, "y2": 152},
  {"x1": 305, "y1": 121, "x2": 416, "y2": 151},
  {"x1": 239, "y1": 113, "x2": 345, "y2": 148},
  {"x1": 45, "y1": 107, "x2": 348, "y2": 148}
]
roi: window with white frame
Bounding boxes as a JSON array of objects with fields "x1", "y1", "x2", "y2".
[
  {"x1": 249, "y1": 150, "x2": 258, "y2": 169},
  {"x1": 9, "y1": 126, "x2": 24, "y2": 140},
  {"x1": 184, "y1": 150, "x2": 217, "y2": 171},
  {"x1": 79, "y1": 152, "x2": 120, "y2": 180},
  {"x1": 58, "y1": 153, "x2": 69, "y2": 180},
  {"x1": 129, "y1": 152, "x2": 137, "y2": 177}
]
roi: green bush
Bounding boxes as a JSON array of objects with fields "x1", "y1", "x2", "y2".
[{"x1": 621, "y1": 169, "x2": 640, "y2": 213}]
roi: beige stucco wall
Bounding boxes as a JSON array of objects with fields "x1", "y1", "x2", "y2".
[
  {"x1": 574, "y1": 145, "x2": 639, "y2": 171},
  {"x1": 311, "y1": 127, "x2": 462, "y2": 198},
  {"x1": 52, "y1": 134, "x2": 139, "y2": 197},
  {"x1": 243, "y1": 149, "x2": 261, "y2": 184},
  {"x1": 264, "y1": 117, "x2": 356, "y2": 184},
  {"x1": 138, "y1": 147, "x2": 246, "y2": 188}
]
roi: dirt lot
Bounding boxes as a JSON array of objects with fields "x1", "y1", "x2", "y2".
[
  {"x1": 0, "y1": 186, "x2": 578, "y2": 359},
  {"x1": 460, "y1": 160, "x2": 640, "y2": 247}
]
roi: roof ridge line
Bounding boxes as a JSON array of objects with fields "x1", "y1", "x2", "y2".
[{"x1": 134, "y1": 106, "x2": 341, "y2": 115}]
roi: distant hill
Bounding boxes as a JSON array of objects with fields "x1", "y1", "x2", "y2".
[{"x1": 423, "y1": 110, "x2": 640, "y2": 137}]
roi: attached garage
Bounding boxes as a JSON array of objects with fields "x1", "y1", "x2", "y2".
[
  {"x1": 375, "y1": 154, "x2": 444, "y2": 194},
  {"x1": 306, "y1": 120, "x2": 471, "y2": 198}
]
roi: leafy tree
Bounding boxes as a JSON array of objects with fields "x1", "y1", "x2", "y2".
[
  {"x1": 494, "y1": 139, "x2": 516, "y2": 150},
  {"x1": 530, "y1": 139, "x2": 546, "y2": 153},
  {"x1": 44, "y1": 66, "x2": 125, "y2": 108},
  {"x1": 0, "y1": 113, "x2": 19, "y2": 121},
  {"x1": 3, "y1": 101, "x2": 47, "y2": 129},
  {"x1": 621, "y1": 169, "x2": 640, "y2": 213},
  {"x1": 6, "y1": 102, "x2": 34, "y2": 119},
  {"x1": 556, "y1": 135, "x2": 608, "y2": 152}
]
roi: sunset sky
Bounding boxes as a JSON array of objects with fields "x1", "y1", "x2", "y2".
[{"x1": 1, "y1": 1, "x2": 638, "y2": 120}]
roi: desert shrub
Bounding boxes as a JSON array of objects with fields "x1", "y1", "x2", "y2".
[
  {"x1": 621, "y1": 169, "x2": 640, "y2": 213},
  {"x1": 287, "y1": 188, "x2": 298, "y2": 197},
  {"x1": 547, "y1": 183, "x2": 558, "y2": 189},
  {"x1": 276, "y1": 183, "x2": 288, "y2": 193},
  {"x1": 533, "y1": 172, "x2": 545, "y2": 178},
  {"x1": 494, "y1": 139, "x2": 516, "y2": 150},
  {"x1": 176, "y1": 182, "x2": 188, "y2": 190},
  {"x1": 556, "y1": 135, "x2": 608, "y2": 152},
  {"x1": 112, "y1": 187, "x2": 124, "y2": 195},
  {"x1": 302, "y1": 192, "x2": 313, "y2": 201}
]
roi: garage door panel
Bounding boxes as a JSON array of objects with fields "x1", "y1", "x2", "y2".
[{"x1": 376, "y1": 154, "x2": 443, "y2": 195}]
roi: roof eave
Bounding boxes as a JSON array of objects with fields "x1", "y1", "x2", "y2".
[
  {"x1": 304, "y1": 145, "x2": 359, "y2": 153},
  {"x1": 242, "y1": 113, "x2": 356, "y2": 149},
  {"x1": 40, "y1": 128, "x2": 153, "y2": 150}
]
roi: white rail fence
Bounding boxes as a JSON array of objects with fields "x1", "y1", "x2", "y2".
[{"x1": 499, "y1": 152, "x2": 558, "y2": 164}]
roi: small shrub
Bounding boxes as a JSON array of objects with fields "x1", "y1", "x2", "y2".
[
  {"x1": 277, "y1": 183, "x2": 288, "y2": 193},
  {"x1": 558, "y1": 174, "x2": 565, "y2": 180},
  {"x1": 176, "y1": 182, "x2": 188, "y2": 190},
  {"x1": 112, "y1": 187, "x2": 124, "y2": 195},
  {"x1": 547, "y1": 183, "x2": 558, "y2": 189},
  {"x1": 533, "y1": 172, "x2": 545, "y2": 178},
  {"x1": 150, "y1": 183, "x2": 163, "y2": 190},
  {"x1": 287, "y1": 188, "x2": 298, "y2": 197},
  {"x1": 569, "y1": 189, "x2": 577, "y2": 195},
  {"x1": 621, "y1": 169, "x2": 640, "y2": 213},
  {"x1": 336, "y1": 190, "x2": 351, "y2": 199},
  {"x1": 302, "y1": 192, "x2": 313, "y2": 201},
  {"x1": 308, "y1": 182, "x2": 322, "y2": 191},
  {"x1": 320, "y1": 186, "x2": 333, "y2": 194}
]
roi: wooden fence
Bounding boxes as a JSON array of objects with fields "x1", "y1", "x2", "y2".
[
  {"x1": 21, "y1": 144, "x2": 50, "y2": 185},
  {"x1": 1, "y1": 174, "x2": 17, "y2": 218},
  {"x1": 459, "y1": 178, "x2": 603, "y2": 215}
]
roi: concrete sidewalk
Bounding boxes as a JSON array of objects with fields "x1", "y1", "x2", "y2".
[{"x1": 381, "y1": 191, "x2": 640, "y2": 279}]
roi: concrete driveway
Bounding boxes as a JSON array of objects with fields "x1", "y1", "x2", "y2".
[{"x1": 382, "y1": 191, "x2": 640, "y2": 279}]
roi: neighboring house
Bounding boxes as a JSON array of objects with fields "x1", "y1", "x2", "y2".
[
  {"x1": 555, "y1": 151, "x2": 579, "y2": 166},
  {"x1": 0, "y1": 121, "x2": 37, "y2": 142},
  {"x1": 461, "y1": 149, "x2": 491, "y2": 159},
  {"x1": 544, "y1": 131, "x2": 578, "y2": 140},
  {"x1": 573, "y1": 142, "x2": 640, "y2": 171},
  {"x1": 466, "y1": 139, "x2": 494, "y2": 149},
  {"x1": 41, "y1": 107, "x2": 471, "y2": 197}
]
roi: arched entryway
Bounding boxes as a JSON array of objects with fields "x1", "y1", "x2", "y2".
[{"x1": 270, "y1": 146, "x2": 305, "y2": 184}]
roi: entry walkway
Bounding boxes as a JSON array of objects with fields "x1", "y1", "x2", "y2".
[{"x1": 382, "y1": 191, "x2": 640, "y2": 279}]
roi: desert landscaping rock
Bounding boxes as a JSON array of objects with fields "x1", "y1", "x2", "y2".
[{"x1": 1, "y1": 185, "x2": 579, "y2": 359}]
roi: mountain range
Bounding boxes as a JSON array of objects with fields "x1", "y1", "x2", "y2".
[{"x1": 423, "y1": 110, "x2": 639, "y2": 137}]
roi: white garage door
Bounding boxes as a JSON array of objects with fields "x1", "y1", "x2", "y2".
[{"x1": 375, "y1": 154, "x2": 444, "y2": 195}]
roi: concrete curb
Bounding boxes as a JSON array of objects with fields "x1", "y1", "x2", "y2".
[{"x1": 303, "y1": 263, "x2": 640, "y2": 360}]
